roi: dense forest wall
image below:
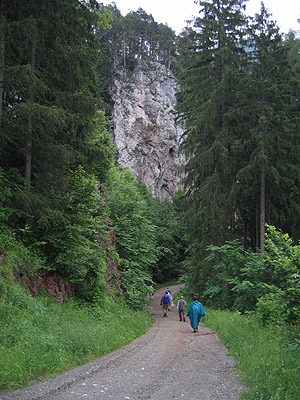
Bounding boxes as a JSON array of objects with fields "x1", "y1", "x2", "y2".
[{"x1": 109, "y1": 62, "x2": 184, "y2": 199}]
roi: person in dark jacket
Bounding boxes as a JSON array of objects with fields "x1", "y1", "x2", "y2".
[{"x1": 177, "y1": 296, "x2": 186, "y2": 321}]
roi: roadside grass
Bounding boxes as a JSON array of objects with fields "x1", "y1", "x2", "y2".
[
  {"x1": 0, "y1": 286, "x2": 153, "y2": 392},
  {"x1": 202, "y1": 308, "x2": 300, "y2": 400}
]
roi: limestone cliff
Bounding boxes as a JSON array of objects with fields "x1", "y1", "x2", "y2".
[{"x1": 109, "y1": 62, "x2": 184, "y2": 199}]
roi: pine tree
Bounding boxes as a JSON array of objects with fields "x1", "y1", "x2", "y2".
[{"x1": 97, "y1": 5, "x2": 177, "y2": 79}]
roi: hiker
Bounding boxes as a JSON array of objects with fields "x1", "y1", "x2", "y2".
[
  {"x1": 166, "y1": 288, "x2": 174, "y2": 310},
  {"x1": 187, "y1": 296, "x2": 206, "y2": 333},
  {"x1": 169, "y1": 294, "x2": 174, "y2": 310},
  {"x1": 150, "y1": 285, "x2": 154, "y2": 297},
  {"x1": 148, "y1": 285, "x2": 154, "y2": 300},
  {"x1": 160, "y1": 291, "x2": 171, "y2": 317},
  {"x1": 177, "y1": 295, "x2": 186, "y2": 321}
]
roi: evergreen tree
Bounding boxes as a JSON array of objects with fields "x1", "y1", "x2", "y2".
[
  {"x1": 237, "y1": 4, "x2": 300, "y2": 250},
  {"x1": 176, "y1": 0, "x2": 249, "y2": 288},
  {"x1": 97, "y1": 4, "x2": 177, "y2": 83},
  {"x1": 0, "y1": 0, "x2": 116, "y2": 299},
  {"x1": 1, "y1": 0, "x2": 113, "y2": 229}
]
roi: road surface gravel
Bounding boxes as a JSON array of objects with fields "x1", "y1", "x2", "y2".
[{"x1": 0, "y1": 285, "x2": 244, "y2": 400}]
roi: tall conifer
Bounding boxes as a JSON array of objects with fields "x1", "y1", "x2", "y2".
[
  {"x1": 176, "y1": 0, "x2": 248, "y2": 279},
  {"x1": 1, "y1": 0, "x2": 112, "y2": 229},
  {"x1": 237, "y1": 4, "x2": 300, "y2": 250}
]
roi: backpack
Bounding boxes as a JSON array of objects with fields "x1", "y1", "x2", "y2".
[{"x1": 163, "y1": 294, "x2": 169, "y2": 304}]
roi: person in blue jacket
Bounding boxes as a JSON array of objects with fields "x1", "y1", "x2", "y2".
[
  {"x1": 160, "y1": 291, "x2": 171, "y2": 317},
  {"x1": 187, "y1": 296, "x2": 206, "y2": 333}
]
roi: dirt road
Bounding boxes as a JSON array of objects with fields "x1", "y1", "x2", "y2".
[{"x1": 0, "y1": 285, "x2": 244, "y2": 400}]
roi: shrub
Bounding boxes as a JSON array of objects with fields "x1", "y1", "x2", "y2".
[{"x1": 202, "y1": 226, "x2": 300, "y2": 327}]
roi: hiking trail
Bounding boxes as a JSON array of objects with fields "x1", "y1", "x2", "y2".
[{"x1": 0, "y1": 285, "x2": 243, "y2": 400}]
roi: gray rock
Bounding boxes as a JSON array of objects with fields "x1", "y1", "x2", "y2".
[{"x1": 109, "y1": 63, "x2": 184, "y2": 199}]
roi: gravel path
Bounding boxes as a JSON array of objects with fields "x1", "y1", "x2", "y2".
[{"x1": 0, "y1": 285, "x2": 244, "y2": 400}]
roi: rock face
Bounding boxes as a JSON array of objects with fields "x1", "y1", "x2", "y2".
[
  {"x1": 24, "y1": 272, "x2": 74, "y2": 302},
  {"x1": 109, "y1": 62, "x2": 184, "y2": 199}
]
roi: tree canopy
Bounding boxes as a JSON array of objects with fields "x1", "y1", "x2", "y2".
[
  {"x1": 1, "y1": 0, "x2": 300, "y2": 325},
  {"x1": 176, "y1": 0, "x2": 300, "y2": 298}
]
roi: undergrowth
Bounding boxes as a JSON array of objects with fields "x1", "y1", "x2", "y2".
[
  {"x1": 0, "y1": 286, "x2": 152, "y2": 392},
  {"x1": 202, "y1": 308, "x2": 300, "y2": 400}
]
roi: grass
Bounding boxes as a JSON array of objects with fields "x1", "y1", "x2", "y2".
[
  {"x1": 2, "y1": 280, "x2": 299, "y2": 399},
  {"x1": 0, "y1": 285, "x2": 153, "y2": 392},
  {"x1": 202, "y1": 308, "x2": 300, "y2": 400}
]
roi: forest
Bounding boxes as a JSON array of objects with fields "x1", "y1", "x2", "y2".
[{"x1": 0, "y1": 0, "x2": 300, "y2": 394}]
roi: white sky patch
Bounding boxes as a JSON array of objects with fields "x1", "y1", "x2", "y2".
[{"x1": 101, "y1": 0, "x2": 300, "y2": 35}]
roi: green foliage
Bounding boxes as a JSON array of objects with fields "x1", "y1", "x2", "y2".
[
  {"x1": 236, "y1": 5, "x2": 300, "y2": 250},
  {"x1": 1, "y1": 0, "x2": 114, "y2": 217},
  {"x1": 204, "y1": 240, "x2": 246, "y2": 309},
  {"x1": 0, "y1": 229, "x2": 45, "y2": 297},
  {"x1": 119, "y1": 266, "x2": 152, "y2": 310},
  {"x1": 103, "y1": 168, "x2": 189, "y2": 307},
  {"x1": 97, "y1": 3, "x2": 178, "y2": 91},
  {"x1": 177, "y1": 0, "x2": 300, "y2": 293},
  {"x1": 0, "y1": 169, "x2": 13, "y2": 225},
  {"x1": 2, "y1": 0, "x2": 104, "y2": 182},
  {"x1": 201, "y1": 226, "x2": 300, "y2": 328},
  {"x1": 104, "y1": 168, "x2": 158, "y2": 308},
  {"x1": 84, "y1": 110, "x2": 115, "y2": 182},
  {"x1": 261, "y1": 226, "x2": 300, "y2": 324},
  {"x1": 43, "y1": 166, "x2": 110, "y2": 302},
  {"x1": 256, "y1": 288, "x2": 287, "y2": 325},
  {"x1": 0, "y1": 283, "x2": 152, "y2": 391},
  {"x1": 144, "y1": 188, "x2": 189, "y2": 283},
  {"x1": 203, "y1": 309, "x2": 300, "y2": 400},
  {"x1": 176, "y1": 0, "x2": 250, "y2": 284},
  {"x1": 0, "y1": 0, "x2": 119, "y2": 307}
]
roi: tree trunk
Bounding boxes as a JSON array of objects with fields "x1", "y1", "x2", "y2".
[
  {"x1": 260, "y1": 160, "x2": 266, "y2": 252},
  {"x1": 256, "y1": 198, "x2": 260, "y2": 248},
  {"x1": 167, "y1": 49, "x2": 171, "y2": 70},
  {"x1": 123, "y1": 33, "x2": 126, "y2": 78},
  {"x1": 25, "y1": 41, "x2": 36, "y2": 186},
  {"x1": 0, "y1": 2, "x2": 5, "y2": 131}
]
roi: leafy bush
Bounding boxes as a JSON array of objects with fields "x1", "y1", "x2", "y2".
[
  {"x1": 256, "y1": 287, "x2": 287, "y2": 325},
  {"x1": 43, "y1": 166, "x2": 110, "y2": 302},
  {"x1": 104, "y1": 167, "x2": 157, "y2": 308},
  {"x1": 204, "y1": 239, "x2": 247, "y2": 309},
  {"x1": 0, "y1": 229, "x2": 44, "y2": 296},
  {"x1": 231, "y1": 252, "x2": 269, "y2": 312},
  {"x1": 202, "y1": 226, "x2": 300, "y2": 327}
]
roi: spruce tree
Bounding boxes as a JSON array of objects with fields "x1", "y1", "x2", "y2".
[
  {"x1": 237, "y1": 4, "x2": 300, "y2": 250},
  {"x1": 176, "y1": 0, "x2": 248, "y2": 282},
  {"x1": 1, "y1": 0, "x2": 113, "y2": 232}
]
